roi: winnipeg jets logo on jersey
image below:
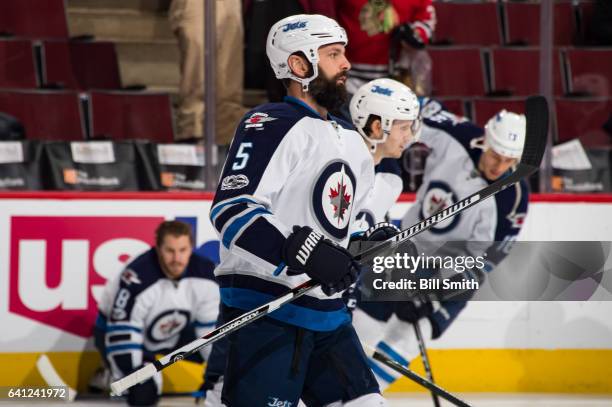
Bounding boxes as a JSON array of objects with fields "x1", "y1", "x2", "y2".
[
  {"x1": 120, "y1": 269, "x2": 141, "y2": 286},
  {"x1": 244, "y1": 112, "x2": 277, "y2": 130},
  {"x1": 507, "y1": 212, "x2": 526, "y2": 228},
  {"x1": 329, "y1": 180, "x2": 351, "y2": 222},
  {"x1": 313, "y1": 161, "x2": 356, "y2": 239},
  {"x1": 421, "y1": 181, "x2": 461, "y2": 233},
  {"x1": 147, "y1": 310, "x2": 189, "y2": 343}
]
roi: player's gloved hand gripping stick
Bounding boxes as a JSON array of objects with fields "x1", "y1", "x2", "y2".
[{"x1": 111, "y1": 96, "x2": 548, "y2": 400}]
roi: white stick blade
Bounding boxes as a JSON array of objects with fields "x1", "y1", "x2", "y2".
[{"x1": 110, "y1": 363, "x2": 157, "y2": 395}]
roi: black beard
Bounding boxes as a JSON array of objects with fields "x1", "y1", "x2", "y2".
[{"x1": 309, "y1": 72, "x2": 348, "y2": 113}]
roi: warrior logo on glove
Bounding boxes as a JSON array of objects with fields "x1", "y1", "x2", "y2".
[
  {"x1": 312, "y1": 161, "x2": 357, "y2": 239},
  {"x1": 296, "y1": 230, "x2": 323, "y2": 265}
]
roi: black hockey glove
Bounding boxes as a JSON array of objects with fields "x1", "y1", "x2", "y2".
[
  {"x1": 283, "y1": 226, "x2": 360, "y2": 296},
  {"x1": 349, "y1": 222, "x2": 418, "y2": 256},
  {"x1": 363, "y1": 222, "x2": 401, "y2": 241},
  {"x1": 392, "y1": 23, "x2": 426, "y2": 49},
  {"x1": 348, "y1": 222, "x2": 401, "y2": 254},
  {"x1": 127, "y1": 377, "x2": 159, "y2": 406},
  {"x1": 394, "y1": 299, "x2": 434, "y2": 324}
]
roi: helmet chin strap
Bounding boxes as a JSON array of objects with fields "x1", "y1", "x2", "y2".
[
  {"x1": 470, "y1": 136, "x2": 487, "y2": 151},
  {"x1": 290, "y1": 53, "x2": 319, "y2": 93},
  {"x1": 364, "y1": 130, "x2": 390, "y2": 154}
]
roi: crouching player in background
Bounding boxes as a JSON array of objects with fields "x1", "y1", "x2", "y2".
[
  {"x1": 351, "y1": 97, "x2": 529, "y2": 390},
  {"x1": 92, "y1": 220, "x2": 219, "y2": 406}
]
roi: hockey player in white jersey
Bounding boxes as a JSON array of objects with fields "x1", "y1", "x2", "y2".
[
  {"x1": 93, "y1": 221, "x2": 219, "y2": 405},
  {"x1": 203, "y1": 77, "x2": 418, "y2": 407},
  {"x1": 350, "y1": 77, "x2": 421, "y2": 224},
  {"x1": 353, "y1": 97, "x2": 529, "y2": 390},
  {"x1": 208, "y1": 14, "x2": 388, "y2": 407}
]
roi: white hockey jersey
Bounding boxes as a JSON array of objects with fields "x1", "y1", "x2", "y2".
[
  {"x1": 101, "y1": 249, "x2": 219, "y2": 379},
  {"x1": 402, "y1": 98, "x2": 529, "y2": 261},
  {"x1": 210, "y1": 96, "x2": 375, "y2": 332},
  {"x1": 357, "y1": 158, "x2": 404, "y2": 228}
]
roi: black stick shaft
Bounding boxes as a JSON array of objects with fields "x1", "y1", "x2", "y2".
[
  {"x1": 414, "y1": 322, "x2": 441, "y2": 407},
  {"x1": 371, "y1": 350, "x2": 472, "y2": 407}
]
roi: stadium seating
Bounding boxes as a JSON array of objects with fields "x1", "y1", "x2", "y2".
[
  {"x1": 0, "y1": 39, "x2": 38, "y2": 89},
  {"x1": 0, "y1": 90, "x2": 85, "y2": 140},
  {"x1": 555, "y1": 98, "x2": 612, "y2": 147},
  {"x1": 0, "y1": 0, "x2": 69, "y2": 39},
  {"x1": 504, "y1": 1, "x2": 576, "y2": 45},
  {"x1": 565, "y1": 48, "x2": 612, "y2": 97},
  {"x1": 44, "y1": 141, "x2": 146, "y2": 190},
  {"x1": 472, "y1": 98, "x2": 526, "y2": 128},
  {"x1": 489, "y1": 47, "x2": 565, "y2": 96},
  {"x1": 429, "y1": 48, "x2": 487, "y2": 96},
  {"x1": 0, "y1": 140, "x2": 45, "y2": 190},
  {"x1": 432, "y1": 2, "x2": 502, "y2": 45},
  {"x1": 437, "y1": 98, "x2": 468, "y2": 118},
  {"x1": 576, "y1": 0, "x2": 595, "y2": 44},
  {"x1": 89, "y1": 91, "x2": 174, "y2": 143},
  {"x1": 42, "y1": 40, "x2": 122, "y2": 90}
]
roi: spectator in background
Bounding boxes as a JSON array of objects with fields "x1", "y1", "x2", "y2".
[
  {"x1": 169, "y1": 0, "x2": 248, "y2": 149},
  {"x1": 589, "y1": 0, "x2": 612, "y2": 45},
  {"x1": 336, "y1": 0, "x2": 436, "y2": 96},
  {"x1": 90, "y1": 220, "x2": 219, "y2": 406},
  {"x1": 243, "y1": 0, "x2": 337, "y2": 102}
]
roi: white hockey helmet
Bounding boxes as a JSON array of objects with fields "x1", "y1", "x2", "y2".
[
  {"x1": 484, "y1": 110, "x2": 526, "y2": 159},
  {"x1": 266, "y1": 14, "x2": 348, "y2": 91},
  {"x1": 349, "y1": 78, "x2": 420, "y2": 152}
]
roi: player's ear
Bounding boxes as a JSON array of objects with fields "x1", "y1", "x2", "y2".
[
  {"x1": 370, "y1": 119, "x2": 383, "y2": 140},
  {"x1": 287, "y1": 54, "x2": 310, "y2": 78}
]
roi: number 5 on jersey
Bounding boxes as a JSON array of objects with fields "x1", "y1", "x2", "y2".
[{"x1": 232, "y1": 142, "x2": 252, "y2": 170}]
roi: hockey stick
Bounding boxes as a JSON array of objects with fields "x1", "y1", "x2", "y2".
[
  {"x1": 111, "y1": 279, "x2": 318, "y2": 395},
  {"x1": 111, "y1": 96, "x2": 548, "y2": 395},
  {"x1": 353, "y1": 95, "x2": 548, "y2": 265},
  {"x1": 414, "y1": 323, "x2": 440, "y2": 407},
  {"x1": 363, "y1": 344, "x2": 472, "y2": 407}
]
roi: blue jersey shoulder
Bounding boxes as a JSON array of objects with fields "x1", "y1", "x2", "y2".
[
  {"x1": 183, "y1": 253, "x2": 217, "y2": 282},
  {"x1": 421, "y1": 98, "x2": 484, "y2": 166},
  {"x1": 238, "y1": 102, "x2": 307, "y2": 139},
  {"x1": 214, "y1": 101, "x2": 312, "y2": 205},
  {"x1": 375, "y1": 158, "x2": 402, "y2": 177},
  {"x1": 493, "y1": 177, "x2": 529, "y2": 240},
  {"x1": 330, "y1": 113, "x2": 356, "y2": 131},
  {"x1": 122, "y1": 248, "x2": 165, "y2": 292}
]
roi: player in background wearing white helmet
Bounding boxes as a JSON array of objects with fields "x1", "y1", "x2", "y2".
[
  {"x1": 353, "y1": 99, "x2": 530, "y2": 390},
  {"x1": 349, "y1": 77, "x2": 420, "y2": 228},
  {"x1": 207, "y1": 14, "x2": 387, "y2": 407}
]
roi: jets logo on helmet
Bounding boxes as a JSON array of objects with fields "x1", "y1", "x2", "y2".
[
  {"x1": 350, "y1": 78, "x2": 421, "y2": 152},
  {"x1": 371, "y1": 85, "x2": 393, "y2": 96},
  {"x1": 283, "y1": 21, "x2": 307, "y2": 32},
  {"x1": 266, "y1": 14, "x2": 347, "y2": 91},
  {"x1": 312, "y1": 161, "x2": 356, "y2": 240}
]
